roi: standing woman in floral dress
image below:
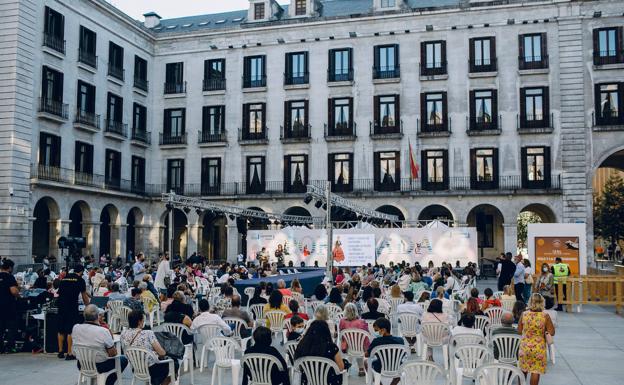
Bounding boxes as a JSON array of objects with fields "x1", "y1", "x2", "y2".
[{"x1": 518, "y1": 293, "x2": 556, "y2": 385}]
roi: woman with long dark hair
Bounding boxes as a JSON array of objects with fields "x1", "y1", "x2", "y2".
[
  {"x1": 326, "y1": 287, "x2": 344, "y2": 307},
  {"x1": 312, "y1": 283, "x2": 328, "y2": 301},
  {"x1": 294, "y1": 320, "x2": 346, "y2": 385},
  {"x1": 263, "y1": 290, "x2": 290, "y2": 327}
]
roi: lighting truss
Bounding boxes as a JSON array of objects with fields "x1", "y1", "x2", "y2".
[
  {"x1": 162, "y1": 193, "x2": 326, "y2": 226},
  {"x1": 305, "y1": 185, "x2": 399, "y2": 222}
]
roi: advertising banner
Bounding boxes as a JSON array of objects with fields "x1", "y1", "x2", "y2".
[
  {"x1": 534, "y1": 236, "x2": 581, "y2": 275},
  {"x1": 331, "y1": 232, "x2": 376, "y2": 267},
  {"x1": 527, "y1": 223, "x2": 587, "y2": 275},
  {"x1": 247, "y1": 228, "x2": 328, "y2": 266}
]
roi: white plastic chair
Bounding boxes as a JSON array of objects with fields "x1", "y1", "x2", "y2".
[
  {"x1": 142, "y1": 297, "x2": 161, "y2": 328},
  {"x1": 397, "y1": 313, "x2": 421, "y2": 355},
  {"x1": 283, "y1": 340, "x2": 298, "y2": 378},
  {"x1": 249, "y1": 304, "x2": 266, "y2": 326},
  {"x1": 449, "y1": 333, "x2": 486, "y2": 356},
  {"x1": 291, "y1": 292, "x2": 305, "y2": 307},
  {"x1": 339, "y1": 328, "x2": 371, "y2": 374},
  {"x1": 156, "y1": 323, "x2": 194, "y2": 383},
  {"x1": 492, "y1": 292, "x2": 503, "y2": 300},
  {"x1": 420, "y1": 322, "x2": 451, "y2": 369},
  {"x1": 224, "y1": 317, "x2": 252, "y2": 350},
  {"x1": 474, "y1": 315, "x2": 490, "y2": 336},
  {"x1": 74, "y1": 344, "x2": 123, "y2": 385},
  {"x1": 501, "y1": 300, "x2": 514, "y2": 313},
  {"x1": 400, "y1": 360, "x2": 448, "y2": 385},
  {"x1": 452, "y1": 344, "x2": 493, "y2": 384},
  {"x1": 484, "y1": 308, "x2": 504, "y2": 326},
  {"x1": 491, "y1": 334, "x2": 521, "y2": 365},
  {"x1": 107, "y1": 300, "x2": 124, "y2": 333},
  {"x1": 326, "y1": 303, "x2": 344, "y2": 321},
  {"x1": 366, "y1": 344, "x2": 410, "y2": 385},
  {"x1": 117, "y1": 306, "x2": 133, "y2": 331},
  {"x1": 308, "y1": 300, "x2": 323, "y2": 315},
  {"x1": 294, "y1": 356, "x2": 349, "y2": 385},
  {"x1": 208, "y1": 337, "x2": 241, "y2": 385},
  {"x1": 244, "y1": 287, "x2": 255, "y2": 308},
  {"x1": 125, "y1": 347, "x2": 177, "y2": 385},
  {"x1": 264, "y1": 311, "x2": 286, "y2": 343},
  {"x1": 474, "y1": 363, "x2": 526, "y2": 385},
  {"x1": 197, "y1": 324, "x2": 226, "y2": 372},
  {"x1": 388, "y1": 298, "x2": 404, "y2": 321},
  {"x1": 241, "y1": 353, "x2": 285, "y2": 385},
  {"x1": 282, "y1": 295, "x2": 293, "y2": 306}
]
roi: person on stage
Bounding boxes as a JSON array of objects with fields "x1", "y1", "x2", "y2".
[
  {"x1": 275, "y1": 244, "x2": 285, "y2": 267},
  {"x1": 332, "y1": 237, "x2": 345, "y2": 263}
]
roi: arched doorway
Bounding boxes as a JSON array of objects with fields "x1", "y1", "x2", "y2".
[
  {"x1": 517, "y1": 204, "x2": 557, "y2": 254},
  {"x1": 99, "y1": 204, "x2": 120, "y2": 257},
  {"x1": 237, "y1": 207, "x2": 270, "y2": 258},
  {"x1": 201, "y1": 212, "x2": 227, "y2": 263},
  {"x1": 376, "y1": 205, "x2": 406, "y2": 227},
  {"x1": 126, "y1": 207, "x2": 143, "y2": 258},
  {"x1": 418, "y1": 205, "x2": 454, "y2": 225},
  {"x1": 467, "y1": 204, "x2": 505, "y2": 262},
  {"x1": 32, "y1": 197, "x2": 60, "y2": 260},
  {"x1": 69, "y1": 201, "x2": 90, "y2": 255},
  {"x1": 593, "y1": 149, "x2": 624, "y2": 260},
  {"x1": 163, "y1": 208, "x2": 188, "y2": 258},
  {"x1": 283, "y1": 206, "x2": 312, "y2": 228}
]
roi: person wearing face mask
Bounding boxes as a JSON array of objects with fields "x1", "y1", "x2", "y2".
[
  {"x1": 287, "y1": 315, "x2": 306, "y2": 341},
  {"x1": 535, "y1": 263, "x2": 555, "y2": 301},
  {"x1": 365, "y1": 318, "x2": 405, "y2": 385}
]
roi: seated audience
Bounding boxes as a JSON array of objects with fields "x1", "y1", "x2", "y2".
[
  {"x1": 481, "y1": 288, "x2": 502, "y2": 311},
  {"x1": 242, "y1": 327, "x2": 290, "y2": 385},
  {"x1": 284, "y1": 299, "x2": 309, "y2": 321},
  {"x1": 365, "y1": 318, "x2": 405, "y2": 385},
  {"x1": 190, "y1": 299, "x2": 231, "y2": 336},
  {"x1": 287, "y1": 315, "x2": 305, "y2": 341},
  {"x1": 248, "y1": 286, "x2": 268, "y2": 306},
  {"x1": 295, "y1": 320, "x2": 346, "y2": 385},
  {"x1": 491, "y1": 311, "x2": 518, "y2": 359},
  {"x1": 452, "y1": 313, "x2": 483, "y2": 336},
  {"x1": 325, "y1": 287, "x2": 344, "y2": 307},
  {"x1": 312, "y1": 284, "x2": 328, "y2": 301},
  {"x1": 263, "y1": 291, "x2": 290, "y2": 327},
  {"x1": 339, "y1": 302, "x2": 370, "y2": 376},
  {"x1": 123, "y1": 288, "x2": 144, "y2": 312},
  {"x1": 277, "y1": 279, "x2": 292, "y2": 297},
  {"x1": 362, "y1": 299, "x2": 385, "y2": 320},
  {"x1": 222, "y1": 295, "x2": 254, "y2": 338}
]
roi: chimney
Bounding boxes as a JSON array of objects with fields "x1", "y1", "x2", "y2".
[{"x1": 143, "y1": 11, "x2": 162, "y2": 28}]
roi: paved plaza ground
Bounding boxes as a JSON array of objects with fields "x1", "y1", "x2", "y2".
[{"x1": 1, "y1": 279, "x2": 622, "y2": 385}]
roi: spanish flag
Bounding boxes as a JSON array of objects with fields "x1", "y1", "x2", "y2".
[{"x1": 409, "y1": 139, "x2": 419, "y2": 179}]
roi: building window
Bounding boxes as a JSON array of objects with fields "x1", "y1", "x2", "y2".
[
  {"x1": 131, "y1": 156, "x2": 146, "y2": 193},
  {"x1": 381, "y1": 0, "x2": 396, "y2": 7},
  {"x1": 40, "y1": 66, "x2": 65, "y2": 118},
  {"x1": 285, "y1": 52, "x2": 309, "y2": 85},
  {"x1": 254, "y1": 3, "x2": 265, "y2": 20},
  {"x1": 43, "y1": 6, "x2": 65, "y2": 54},
  {"x1": 420, "y1": 92, "x2": 448, "y2": 132},
  {"x1": 75, "y1": 141, "x2": 93, "y2": 178},
  {"x1": 469, "y1": 37, "x2": 496, "y2": 72},
  {"x1": 163, "y1": 108, "x2": 186, "y2": 142},
  {"x1": 78, "y1": 26, "x2": 96, "y2": 67},
  {"x1": 373, "y1": 44, "x2": 400, "y2": 79},
  {"x1": 469, "y1": 90, "x2": 498, "y2": 131},
  {"x1": 284, "y1": 154, "x2": 308, "y2": 193},
  {"x1": 470, "y1": 148, "x2": 498, "y2": 189},
  {"x1": 76, "y1": 81, "x2": 96, "y2": 126},
  {"x1": 374, "y1": 95, "x2": 400, "y2": 134},
  {"x1": 105, "y1": 149, "x2": 121, "y2": 189},
  {"x1": 108, "y1": 42, "x2": 124, "y2": 80},
  {"x1": 201, "y1": 106, "x2": 226, "y2": 142},
  {"x1": 421, "y1": 41, "x2": 447, "y2": 75},
  {"x1": 328, "y1": 97, "x2": 354, "y2": 136},
  {"x1": 134, "y1": 56, "x2": 148, "y2": 91},
  {"x1": 595, "y1": 83, "x2": 623, "y2": 125},
  {"x1": 201, "y1": 158, "x2": 221, "y2": 195},
  {"x1": 295, "y1": 0, "x2": 307, "y2": 15},
  {"x1": 522, "y1": 147, "x2": 551, "y2": 189},
  {"x1": 204, "y1": 59, "x2": 226, "y2": 91},
  {"x1": 39, "y1": 133, "x2": 61, "y2": 168},
  {"x1": 593, "y1": 27, "x2": 623, "y2": 65},
  {"x1": 476, "y1": 213, "x2": 494, "y2": 248},
  {"x1": 421, "y1": 150, "x2": 448, "y2": 190},
  {"x1": 132, "y1": 103, "x2": 147, "y2": 141},
  {"x1": 242, "y1": 103, "x2": 266, "y2": 140},
  {"x1": 374, "y1": 151, "x2": 400, "y2": 191},
  {"x1": 167, "y1": 159, "x2": 185, "y2": 194},
  {"x1": 165, "y1": 62, "x2": 185, "y2": 94},
  {"x1": 520, "y1": 87, "x2": 550, "y2": 128},
  {"x1": 328, "y1": 48, "x2": 352, "y2": 82},
  {"x1": 106, "y1": 92, "x2": 123, "y2": 129},
  {"x1": 329, "y1": 153, "x2": 353, "y2": 192},
  {"x1": 243, "y1": 55, "x2": 266, "y2": 88},
  {"x1": 284, "y1": 100, "x2": 309, "y2": 139},
  {"x1": 519, "y1": 33, "x2": 548, "y2": 69},
  {"x1": 246, "y1": 156, "x2": 266, "y2": 194}
]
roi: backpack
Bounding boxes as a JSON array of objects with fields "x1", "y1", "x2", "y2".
[{"x1": 154, "y1": 331, "x2": 185, "y2": 360}]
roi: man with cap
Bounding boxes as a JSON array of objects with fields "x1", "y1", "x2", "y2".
[{"x1": 57, "y1": 264, "x2": 90, "y2": 360}]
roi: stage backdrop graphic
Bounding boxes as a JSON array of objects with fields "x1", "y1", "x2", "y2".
[
  {"x1": 247, "y1": 228, "x2": 328, "y2": 266},
  {"x1": 331, "y1": 231, "x2": 376, "y2": 267}
]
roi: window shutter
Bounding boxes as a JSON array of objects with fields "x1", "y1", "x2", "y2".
[
  {"x1": 261, "y1": 55, "x2": 266, "y2": 77},
  {"x1": 181, "y1": 109, "x2": 186, "y2": 134},
  {"x1": 59, "y1": 13, "x2": 65, "y2": 40},
  {"x1": 469, "y1": 38, "x2": 475, "y2": 71},
  {"x1": 243, "y1": 57, "x2": 250, "y2": 80},
  {"x1": 373, "y1": 95, "x2": 380, "y2": 127},
  {"x1": 304, "y1": 100, "x2": 309, "y2": 128},
  {"x1": 74, "y1": 142, "x2": 81, "y2": 172},
  {"x1": 180, "y1": 63, "x2": 184, "y2": 83},
  {"x1": 542, "y1": 87, "x2": 550, "y2": 127},
  {"x1": 373, "y1": 152, "x2": 380, "y2": 191},
  {"x1": 116, "y1": 96, "x2": 123, "y2": 122},
  {"x1": 52, "y1": 135, "x2": 61, "y2": 167},
  {"x1": 394, "y1": 44, "x2": 400, "y2": 69},
  {"x1": 441, "y1": 41, "x2": 447, "y2": 68},
  {"x1": 164, "y1": 109, "x2": 171, "y2": 134},
  {"x1": 492, "y1": 148, "x2": 499, "y2": 188},
  {"x1": 394, "y1": 151, "x2": 401, "y2": 189},
  {"x1": 87, "y1": 144, "x2": 93, "y2": 174},
  {"x1": 303, "y1": 154, "x2": 308, "y2": 185},
  {"x1": 592, "y1": 29, "x2": 600, "y2": 64},
  {"x1": 470, "y1": 148, "x2": 477, "y2": 189},
  {"x1": 283, "y1": 155, "x2": 290, "y2": 193},
  {"x1": 469, "y1": 90, "x2": 476, "y2": 129},
  {"x1": 76, "y1": 81, "x2": 81, "y2": 109},
  {"x1": 421, "y1": 151, "x2": 428, "y2": 189},
  {"x1": 492, "y1": 89, "x2": 498, "y2": 127},
  {"x1": 180, "y1": 159, "x2": 185, "y2": 189},
  {"x1": 242, "y1": 104, "x2": 249, "y2": 133},
  {"x1": 284, "y1": 100, "x2": 290, "y2": 131},
  {"x1": 519, "y1": 88, "x2": 527, "y2": 127},
  {"x1": 420, "y1": 42, "x2": 426, "y2": 70},
  {"x1": 328, "y1": 98, "x2": 334, "y2": 130},
  {"x1": 442, "y1": 150, "x2": 449, "y2": 190},
  {"x1": 348, "y1": 97, "x2": 354, "y2": 131},
  {"x1": 442, "y1": 92, "x2": 448, "y2": 130},
  {"x1": 348, "y1": 48, "x2": 353, "y2": 71},
  {"x1": 88, "y1": 84, "x2": 95, "y2": 113},
  {"x1": 395, "y1": 95, "x2": 401, "y2": 131},
  {"x1": 216, "y1": 158, "x2": 221, "y2": 185},
  {"x1": 328, "y1": 154, "x2": 334, "y2": 188},
  {"x1": 618, "y1": 27, "x2": 624, "y2": 63},
  {"x1": 490, "y1": 37, "x2": 496, "y2": 66},
  {"x1": 540, "y1": 33, "x2": 548, "y2": 64},
  {"x1": 260, "y1": 157, "x2": 266, "y2": 190},
  {"x1": 544, "y1": 147, "x2": 551, "y2": 188},
  {"x1": 202, "y1": 106, "x2": 208, "y2": 132},
  {"x1": 594, "y1": 84, "x2": 602, "y2": 122},
  {"x1": 347, "y1": 153, "x2": 354, "y2": 190},
  {"x1": 220, "y1": 106, "x2": 226, "y2": 133},
  {"x1": 201, "y1": 158, "x2": 208, "y2": 187},
  {"x1": 304, "y1": 52, "x2": 309, "y2": 74},
  {"x1": 518, "y1": 35, "x2": 524, "y2": 67},
  {"x1": 203, "y1": 60, "x2": 209, "y2": 80},
  {"x1": 328, "y1": 49, "x2": 335, "y2": 77},
  {"x1": 520, "y1": 147, "x2": 528, "y2": 188},
  {"x1": 420, "y1": 93, "x2": 426, "y2": 130},
  {"x1": 285, "y1": 53, "x2": 290, "y2": 78},
  {"x1": 261, "y1": 103, "x2": 266, "y2": 132},
  {"x1": 373, "y1": 46, "x2": 380, "y2": 69}
]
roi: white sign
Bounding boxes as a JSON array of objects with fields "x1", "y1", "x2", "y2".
[
  {"x1": 331, "y1": 232, "x2": 376, "y2": 267},
  {"x1": 247, "y1": 228, "x2": 328, "y2": 266},
  {"x1": 527, "y1": 223, "x2": 587, "y2": 275}
]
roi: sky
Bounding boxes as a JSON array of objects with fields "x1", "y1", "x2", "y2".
[{"x1": 109, "y1": 0, "x2": 289, "y2": 20}]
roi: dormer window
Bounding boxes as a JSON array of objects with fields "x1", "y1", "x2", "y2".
[
  {"x1": 254, "y1": 3, "x2": 265, "y2": 20},
  {"x1": 295, "y1": 0, "x2": 306, "y2": 15}
]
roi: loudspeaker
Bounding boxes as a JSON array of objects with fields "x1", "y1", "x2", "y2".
[{"x1": 44, "y1": 308, "x2": 59, "y2": 353}]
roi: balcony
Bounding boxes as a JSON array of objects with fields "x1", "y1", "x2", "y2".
[
  {"x1": 198, "y1": 130, "x2": 227, "y2": 146},
  {"x1": 107, "y1": 64, "x2": 125, "y2": 82},
  {"x1": 164, "y1": 81, "x2": 187, "y2": 95},
  {"x1": 243, "y1": 76, "x2": 266, "y2": 89},
  {"x1": 159, "y1": 132, "x2": 187, "y2": 146},
  {"x1": 73, "y1": 110, "x2": 100, "y2": 132},
  {"x1": 239, "y1": 128, "x2": 268, "y2": 144},
  {"x1": 328, "y1": 69, "x2": 353, "y2": 83},
  {"x1": 284, "y1": 72, "x2": 309, "y2": 86},
  {"x1": 517, "y1": 113, "x2": 554, "y2": 134},
  {"x1": 134, "y1": 77, "x2": 149, "y2": 92},
  {"x1": 420, "y1": 62, "x2": 447, "y2": 77},
  {"x1": 42, "y1": 33, "x2": 65, "y2": 55},
  {"x1": 280, "y1": 124, "x2": 311, "y2": 143},
  {"x1": 593, "y1": 50, "x2": 624, "y2": 66},
  {"x1": 38, "y1": 98, "x2": 68, "y2": 122},
  {"x1": 203, "y1": 78, "x2": 226, "y2": 92},
  {"x1": 592, "y1": 111, "x2": 624, "y2": 131},
  {"x1": 469, "y1": 58, "x2": 497, "y2": 74},
  {"x1": 417, "y1": 118, "x2": 452, "y2": 138},
  {"x1": 324, "y1": 123, "x2": 356, "y2": 141},
  {"x1": 370, "y1": 121, "x2": 403, "y2": 139},
  {"x1": 372, "y1": 66, "x2": 400, "y2": 80},
  {"x1": 466, "y1": 116, "x2": 501, "y2": 136},
  {"x1": 131, "y1": 129, "x2": 151, "y2": 147},
  {"x1": 519, "y1": 55, "x2": 549, "y2": 71},
  {"x1": 78, "y1": 49, "x2": 97, "y2": 69},
  {"x1": 104, "y1": 120, "x2": 128, "y2": 140}
]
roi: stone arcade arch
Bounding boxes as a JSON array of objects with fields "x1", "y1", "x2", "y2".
[
  {"x1": 200, "y1": 211, "x2": 228, "y2": 263},
  {"x1": 162, "y1": 208, "x2": 189, "y2": 258},
  {"x1": 592, "y1": 148, "x2": 624, "y2": 260},
  {"x1": 418, "y1": 204, "x2": 455, "y2": 225},
  {"x1": 466, "y1": 204, "x2": 505, "y2": 262},
  {"x1": 32, "y1": 197, "x2": 60, "y2": 260},
  {"x1": 99, "y1": 204, "x2": 120, "y2": 257},
  {"x1": 126, "y1": 207, "x2": 144, "y2": 258}
]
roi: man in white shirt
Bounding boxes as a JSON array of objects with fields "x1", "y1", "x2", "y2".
[
  {"x1": 396, "y1": 291, "x2": 423, "y2": 339},
  {"x1": 72, "y1": 305, "x2": 128, "y2": 385},
  {"x1": 444, "y1": 270, "x2": 459, "y2": 293},
  {"x1": 452, "y1": 313, "x2": 484, "y2": 337},
  {"x1": 154, "y1": 253, "x2": 171, "y2": 291},
  {"x1": 191, "y1": 299, "x2": 232, "y2": 343},
  {"x1": 132, "y1": 253, "x2": 146, "y2": 282}
]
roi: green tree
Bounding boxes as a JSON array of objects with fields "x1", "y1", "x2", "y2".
[
  {"x1": 517, "y1": 211, "x2": 542, "y2": 249},
  {"x1": 594, "y1": 174, "x2": 624, "y2": 245}
]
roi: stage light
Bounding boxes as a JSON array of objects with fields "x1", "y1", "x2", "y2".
[
  {"x1": 229, "y1": 214, "x2": 235, "y2": 220},
  {"x1": 315, "y1": 200, "x2": 323, "y2": 209},
  {"x1": 183, "y1": 207, "x2": 191, "y2": 214},
  {"x1": 165, "y1": 203, "x2": 174, "y2": 211},
  {"x1": 303, "y1": 194, "x2": 313, "y2": 204}
]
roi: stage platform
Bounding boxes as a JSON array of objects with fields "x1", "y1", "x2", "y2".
[{"x1": 233, "y1": 268, "x2": 325, "y2": 302}]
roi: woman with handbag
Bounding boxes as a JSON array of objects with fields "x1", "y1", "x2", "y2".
[
  {"x1": 518, "y1": 294, "x2": 556, "y2": 385},
  {"x1": 523, "y1": 259, "x2": 534, "y2": 303},
  {"x1": 535, "y1": 263, "x2": 555, "y2": 300}
]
